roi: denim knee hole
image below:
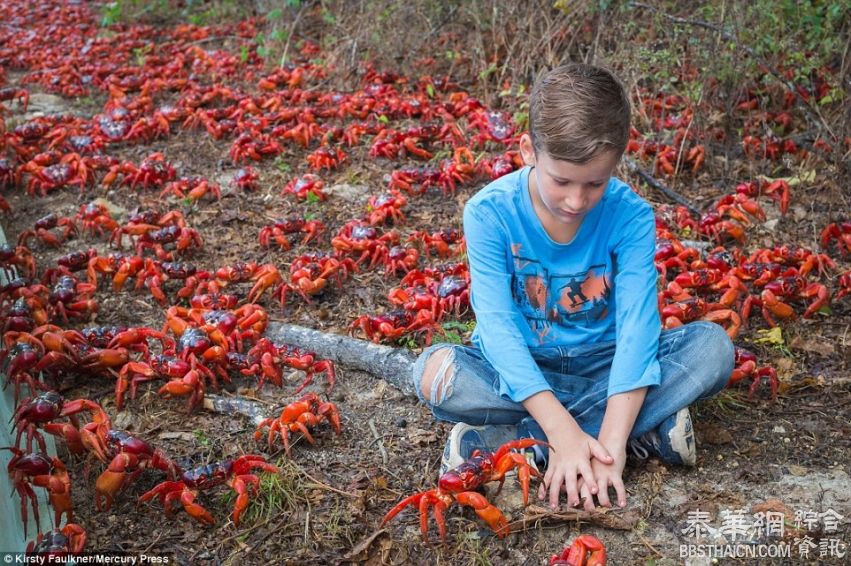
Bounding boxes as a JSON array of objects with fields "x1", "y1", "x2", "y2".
[{"x1": 426, "y1": 348, "x2": 458, "y2": 405}]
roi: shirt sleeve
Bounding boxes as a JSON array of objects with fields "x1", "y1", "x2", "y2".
[
  {"x1": 607, "y1": 201, "x2": 662, "y2": 397},
  {"x1": 463, "y1": 203, "x2": 552, "y2": 402}
]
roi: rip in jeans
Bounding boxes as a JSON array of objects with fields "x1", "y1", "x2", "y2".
[{"x1": 427, "y1": 348, "x2": 457, "y2": 405}]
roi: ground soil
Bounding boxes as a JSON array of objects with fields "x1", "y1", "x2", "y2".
[{"x1": 2, "y1": 31, "x2": 850, "y2": 566}]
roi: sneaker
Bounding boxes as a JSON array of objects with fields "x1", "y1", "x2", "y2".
[
  {"x1": 628, "y1": 407, "x2": 696, "y2": 466},
  {"x1": 440, "y1": 422, "x2": 518, "y2": 475}
]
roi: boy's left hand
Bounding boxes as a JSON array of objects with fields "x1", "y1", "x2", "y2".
[{"x1": 577, "y1": 446, "x2": 627, "y2": 511}]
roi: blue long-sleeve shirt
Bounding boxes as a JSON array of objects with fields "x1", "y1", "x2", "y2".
[{"x1": 463, "y1": 166, "x2": 661, "y2": 402}]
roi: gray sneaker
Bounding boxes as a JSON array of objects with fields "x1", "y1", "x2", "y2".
[
  {"x1": 628, "y1": 407, "x2": 696, "y2": 466},
  {"x1": 440, "y1": 422, "x2": 518, "y2": 475}
]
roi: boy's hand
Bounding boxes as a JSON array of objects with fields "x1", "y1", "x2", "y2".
[
  {"x1": 578, "y1": 445, "x2": 627, "y2": 511},
  {"x1": 536, "y1": 426, "x2": 613, "y2": 509}
]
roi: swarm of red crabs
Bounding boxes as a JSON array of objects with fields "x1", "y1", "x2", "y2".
[{"x1": 0, "y1": 0, "x2": 848, "y2": 558}]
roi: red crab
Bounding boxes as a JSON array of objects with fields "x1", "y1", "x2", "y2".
[
  {"x1": 5, "y1": 448, "x2": 72, "y2": 537},
  {"x1": 306, "y1": 146, "x2": 347, "y2": 171},
  {"x1": 75, "y1": 202, "x2": 118, "y2": 239},
  {"x1": 381, "y1": 439, "x2": 548, "y2": 541},
  {"x1": 736, "y1": 179, "x2": 790, "y2": 215},
  {"x1": 139, "y1": 455, "x2": 279, "y2": 526},
  {"x1": 105, "y1": 152, "x2": 177, "y2": 190},
  {"x1": 26, "y1": 523, "x2": 87, "y2": 557},
  {"x1": 87, "y1": 253, "x2": 145, "y2": 291},
  {"x1": 19, "y1": 153, "x2": 91, "y2": 196},
  {"x1": 0, "y1": 86, "x2": 29, "y2": 110},
  {"x1": 366, "y1": 190, "x2": 408, "y2": 226},
  {"x1": 109, "y1": 209, "x2": 187, "y2": 250},
  {"x1": 253, "y1": 393, "x2": 342, "y2": 454},
  {"x1": 727, "y1": 348, "x2": 778, "y2": 399},
  {"x1": 116, "y1": 354, "x2": 196, "y2": 409},
  {"x1": 407, "y1": 228, "x2": 466, "y2": 258},
  {"x1": 11, "y1": 391, "x2": 108, "y2": 456},
  {"x1": 0, "y1": 243, "x2": 37, "y2": 279},
  {"x1": 281, "y1": 174, "x2": 327, "y2": 201},
  {"x1": 384, "y1": 245, "x2": 420, "y2": 275},
  {"x1": 549, "y1": 534, "x2": 607, "y2": 566},
  {"x1": 93, "y1": 429, "x2": 179, "y2": 511},
  {"x1": 259, "y1": 218, "x2": 326, "y2": 250},
  {"x1": 331, "y1": 221, "x2": 399, "y2": 267},
  {"x1": 286, "y1": 253, "x2": 358, "y2": 303},
  {"x1": 247, "y1": 338, "x2": 336, "y2": 393},
  {"x1": 229, "y1": 132, "x2": 282, "y2": 163},
  {"x1": 349, "y1": 309, "x2": 441, "y2": 345},
  {"x1": 836, "y1": 271, "x2": 850, "y2": 301},
  {"x1": 820, "y1": 221, "x2": 850, "y2": 257},
  {"x1": 18, "y1": 214, "x2": 79, "y2": 248},
  {"x1": 160, "y1": 176, "x2": 222, "y2": 202},
  {"x1": 233, "y1": 167, "x2": 260, "y2": 191},
  {"x1": 135, "y1": 224, "x2": 203, "y2": 260}
]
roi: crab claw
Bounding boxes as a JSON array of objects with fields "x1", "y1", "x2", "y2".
[
  {"x1": 549, "y1": 534, "x2": 607, "y2": 565},
  {"x1": 95, "y1": 452, "x2": 138, "y2": 511},
  {"x1": 454, "y1": 491, "x2": 509, "y2": 537}
]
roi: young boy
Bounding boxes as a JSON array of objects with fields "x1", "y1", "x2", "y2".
[{"x1": 412, "y1": 63, "x2": 734, "y2": 512}]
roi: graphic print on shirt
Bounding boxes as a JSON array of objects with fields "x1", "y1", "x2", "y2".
[{"x1": 511, "y1": 250, "x2": 611, "y2": 343}]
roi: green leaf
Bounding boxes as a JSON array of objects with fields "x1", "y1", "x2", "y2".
[
  {"x1": 305, "y1": 192, "x2": 320, "y2": 203},
  {"x1": 426, "y1": 84, "x2": 435, "y2": 98},
  {"x1": 270, "y1": 29, "x2": 289, "y2": 43},
  {"x1": 377, "y1": 114, "x2": 389, "y2": 124},
  {"x1": 267, "y1": 8, "x2": 283, "y2": 20},
  {"x1": 754, "y1": 327, "x2": 784, "y2": 346}
]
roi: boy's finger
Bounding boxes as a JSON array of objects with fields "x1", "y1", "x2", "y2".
[
  {"x1": 589, "y1": 440, "x2": 613, "y2": 463},
  {"x1": 548, "y1": 468, "x2": 566, "y2": 509},
  {"x1": 595, "y1": 477, "x2": 612, "y2": 508},
  {"x1": 612, "y1": 476, "x2": 627, "y2": 508},
  {"x1": 580, "y1": 482, "x2": 595, "y2": 512},
  {"x1": 577, "y1": 462, "x2": 596, "y2": 494}
]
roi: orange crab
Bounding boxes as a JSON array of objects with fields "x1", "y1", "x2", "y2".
[
  {"x1": 253, "y1": 393, "x2": 342, "y2": 454},
  {"x1": 549, "y1": 534, "x2": 607, "y2": 565},
  {"x1": 382, "y1": 439, "x2": 547, "y2": 541},
  {"x1": 139, "y1": 455, "x2": 279, "y2": 526}
]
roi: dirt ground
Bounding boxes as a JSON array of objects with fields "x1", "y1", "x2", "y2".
[{"x1": 2, "y1": 6, "x2": 850, "y2": 565}]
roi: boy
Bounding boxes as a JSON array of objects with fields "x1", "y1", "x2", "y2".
[{"x1": 412, "y1": 63, "x2": 733, "y2": 511}]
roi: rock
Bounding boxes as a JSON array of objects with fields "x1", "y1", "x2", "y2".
[
  {"x1": 325, "y1": 183, "x2": 370, "y2": 204},
  {"x1": 112, "y1": 410, "x2": 138, "y2": 430},
  {"x1": 21, "y1": 93, "x2": 75, "y2": 119},
  {"x1": 91, "y1": 197, "x2": 127, "y2": 220}
]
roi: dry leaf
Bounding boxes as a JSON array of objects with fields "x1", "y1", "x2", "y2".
[
  {"x1": 701, "y1": 423, "x2": 733, "y2": 445},
  {"x1": 407, "y1": 428, "x2": 438, "y2": 445},
  {"x1": 789, "y1": 336, "x2": 835, "y2": 356}
]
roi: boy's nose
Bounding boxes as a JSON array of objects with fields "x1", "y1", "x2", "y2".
[{"x1": 562, "y1": 191, "x2": 585, "y2": 211}]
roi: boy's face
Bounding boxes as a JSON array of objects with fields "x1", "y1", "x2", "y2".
[{"x1": 519, "y1": 133, "x2": 617, "y2": 230}]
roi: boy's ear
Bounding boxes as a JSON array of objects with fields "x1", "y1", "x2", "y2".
[{"x1": 519, "y1": 134, "x2": 536, "y2": 167}]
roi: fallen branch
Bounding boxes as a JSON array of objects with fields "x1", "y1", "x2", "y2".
[
  {"x1": 265, "y1": 322, "x2": 417, "y2": 397},
  {"x1": 624, "y1": 157, "x2": 701, "y2": 215},
  {"x1": 513, "y1": 504, "x2": 641, "y2": 531}
]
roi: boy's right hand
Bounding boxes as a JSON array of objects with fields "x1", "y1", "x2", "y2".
[{"x1": 537, "y1": 425, "x2": 613, "y2": 509}]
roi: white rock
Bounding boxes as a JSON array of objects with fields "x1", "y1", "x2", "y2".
[{"x1": 325, "y1": 183, "x2": 370, "y2": 204}]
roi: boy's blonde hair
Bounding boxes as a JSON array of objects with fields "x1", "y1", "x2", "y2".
[{"x1": 529, "y1": 63, "x2": 630, "y2": 164}]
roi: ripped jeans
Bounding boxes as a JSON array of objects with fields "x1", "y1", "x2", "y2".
[{"x1": 412, "y1": 321, "x2": 734, "y2": 439}]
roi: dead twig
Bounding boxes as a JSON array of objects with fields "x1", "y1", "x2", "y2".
[
  {"x1": 623, "y1": 157, "x2": 701, "y2": 215},
  {"x1": 511, "y1": 504, "x2": 641, "y2": 531},
  {"x1": 368, "y1": 417, "x2": 389, "y2": 464}
]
